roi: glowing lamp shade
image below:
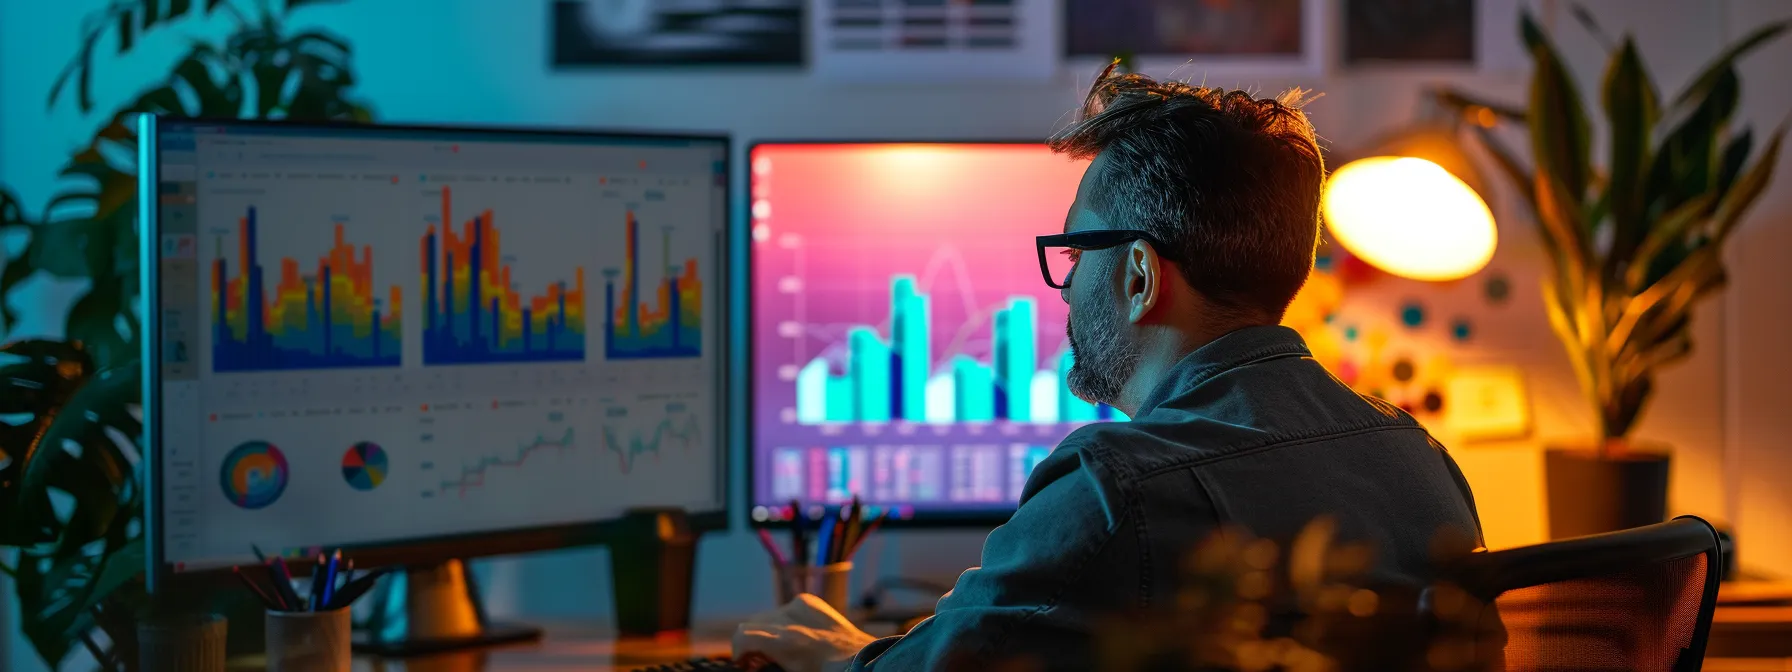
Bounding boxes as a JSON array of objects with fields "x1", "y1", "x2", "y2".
[{"x1": 1322, "y1": 156, "x2": 1497, "y2": 281}]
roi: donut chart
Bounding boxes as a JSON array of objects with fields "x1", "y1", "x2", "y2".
[
  {"x1": 341, "y1": 441, "x2": 388, "y2": 491},
  {"x1": 220, "y1": 441, "x2": 289, "y2": 510}
]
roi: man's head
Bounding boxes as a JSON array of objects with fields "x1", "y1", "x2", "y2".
[{"x1": 1050, "y1": 64, "x2": 1325, "y2": 409}]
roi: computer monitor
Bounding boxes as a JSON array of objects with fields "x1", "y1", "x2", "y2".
[
  {"x1": 140, "y1": 118, "x2": 731, "y2": 591},
  {"x1": 746, "y1": 142, "x2": 1125, "y2": 527}
]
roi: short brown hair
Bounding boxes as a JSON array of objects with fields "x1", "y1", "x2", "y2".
[{"x1": 1049, "y1": 63, "x2": 1324, "y2": 320}]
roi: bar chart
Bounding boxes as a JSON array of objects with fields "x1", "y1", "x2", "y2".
[
  {"x1": 603, "y1": 210, "x2": 703, "y2": 359},
  {"x1": 750, "y1": 143, "x2": 1121, "y2": 519},
  {"x1": 211, "y1": 206, "x2": 402, "y2": 372},
  {"x1": 421, "y1": 186, "x2": 587, "y2": 365},
  {"x1": 793, "y1": 277, "x2": 1118, "y2": 424}
]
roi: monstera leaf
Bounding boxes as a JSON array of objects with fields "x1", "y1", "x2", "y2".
[
  {"x1": 1439, "y1": 6, "x2": 1785, "y2": 451},
  {"x1": 0, "y1": 1, "x2": 373, "y2": 667},
  {"x1": 0, "y1": 340, "x2": 144, "y2": 667}
]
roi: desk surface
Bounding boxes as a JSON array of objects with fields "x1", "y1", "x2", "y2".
[
  {"x1": 223, "y1": 589, "x2": 1792, "y2": 672},
  {"x1": 231, "y1": 622, "x2": 734, "y2": 672}
]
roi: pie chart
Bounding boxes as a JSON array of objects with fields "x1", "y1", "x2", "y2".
[
  {"x1": 220, "y1": 441, "x2": 288, "y2": 509},
  {"x1": 341, "y1": 441, "x2": 388, "y2": 491}
]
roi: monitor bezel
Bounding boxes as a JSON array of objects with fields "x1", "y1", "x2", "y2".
[
  {"x1": 742, "y1": 139, "x2": 1094, "y2": 530},
  {"x1": 141, "y1": 115, "x2": 734, "y2": 590}
]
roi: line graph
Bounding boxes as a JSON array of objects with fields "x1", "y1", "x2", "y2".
[
  {"x1": 600, "y1": 413, "x2": 702, "y2": 474},
  {"x1": 421, "y1": 426, "x2": 576, "y2": 499}
]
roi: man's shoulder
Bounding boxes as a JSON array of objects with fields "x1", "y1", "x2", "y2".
[
  {"x1": 1049, "y1": 415, "x2": 1234, "y2": 482},
  {"x1": 1017, "y1": 421, "x2": 1178, "y2": 517}
]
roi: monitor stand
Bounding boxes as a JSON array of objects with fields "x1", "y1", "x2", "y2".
[{"x1": 353, "y1": 559, "x2": 542, "y2": 657}]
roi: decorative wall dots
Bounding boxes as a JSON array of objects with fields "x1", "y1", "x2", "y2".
[
  {"x1": 1484, "y1": 273, "x2": 1511, "y2": 305},
  {"x1": 1283, "y1": 248, "x2": 1509, "y2": 442},
  {"x1": 1392, "y1": 359, "x2": 1416, "y2": 382},
  {"x1": 1451, "y1": 318, "x2": 1473, "y2": 342},
  {"x1": 1399, "y1": 301, "x2": 1426, "y2": 328},
  {"x1": 1422, "y1": 390, "x2": 1445, "y2": 413}
]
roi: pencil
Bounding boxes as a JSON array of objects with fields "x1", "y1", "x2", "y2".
[
  {"x1": 233, "y1": 566, "x2": 281, "y2": 611},
  {"x1": 268, "y1": 557, "x2": 304, "y2": 612},
  {"x1": 756, "y1": 528, "x2": 789, "y2": 567},
  {"x1": 828, "y1": 515, "x2": 846, "y2": 564},
  {"x1": 843, "y1": 496, "x2": 862, "y2": 554},
  {"x1": 844, "y1": 510, "x2": 887, "y2": 561},
  {"x1": 815, "y1": 511, "x2": 835, "y2": 567},
  {"x1": 789, "y1": 500, "x2": 809, "y2": 568}
]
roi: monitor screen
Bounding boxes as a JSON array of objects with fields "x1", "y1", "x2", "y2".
[
  {"x1": 144, "y1": 119, "x2": 729, "y2": 576},
  {"x1": 747, "y1": 142, "x2": 1125, "y2": 525}
]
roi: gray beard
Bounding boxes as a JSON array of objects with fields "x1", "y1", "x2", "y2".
[{"x1": 1065, "y1": 298, "x2": 1140, "y2": 409}]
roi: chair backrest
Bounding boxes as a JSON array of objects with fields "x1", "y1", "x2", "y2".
[{"x1": 1444, "y1": 516, "x2": 1723, "y2": 672}]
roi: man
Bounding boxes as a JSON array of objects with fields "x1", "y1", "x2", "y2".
[{"x1": 735, "y1": 64, "x2": 1483, "y2": 672}]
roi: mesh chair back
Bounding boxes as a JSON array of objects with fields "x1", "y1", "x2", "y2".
[{"x1": 1446, "y1": 516, "x2": 1722, "y2": 672}]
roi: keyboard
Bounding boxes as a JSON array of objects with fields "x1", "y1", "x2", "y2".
[{"x1": 630, "y1": 654, "x2": 787, "y2": 672}]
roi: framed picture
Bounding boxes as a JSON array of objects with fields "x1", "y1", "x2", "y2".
[
  {"x1": 552, "y1": 0, "x2": 805, "y2": 67},
  {"x1": 1064, "y1": 0, "x2": 1324, "y2": 78},
  {"x1": 1344, "y1": 0, "x2": 1476, "y2": 66},
  {"x1": 812, "y1": 0, "x2": 1060, "y2": 82}
]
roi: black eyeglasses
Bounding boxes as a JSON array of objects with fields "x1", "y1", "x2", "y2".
[{"x1": 1036, "y1": 229, "x2": 1171, "y2": 289}]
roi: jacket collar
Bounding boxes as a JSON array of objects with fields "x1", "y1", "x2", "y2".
[{"x1": 1134, "y1": 325, "x2": 1313, "y2": 416}]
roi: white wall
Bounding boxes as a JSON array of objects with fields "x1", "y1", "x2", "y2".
[
  {"x1": 3, "y1": 0, "x2": 1788, "y2": 668},
  {"x1": 1724, "y1": 0, "x2": 1792, "y2": 579}
]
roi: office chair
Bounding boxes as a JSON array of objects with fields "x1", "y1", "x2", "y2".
[{"x1": 1444, "y1": 515, "x2": 1723, "y2": 672}]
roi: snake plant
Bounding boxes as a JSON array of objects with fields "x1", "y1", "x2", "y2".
[{"x1": 1445, "y1": 9, "x2": 1786, "y2": 455}]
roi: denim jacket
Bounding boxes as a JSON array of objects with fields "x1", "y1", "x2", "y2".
[{"x1": 849, "y1": 325, "x2": 1483, "y2": 671}]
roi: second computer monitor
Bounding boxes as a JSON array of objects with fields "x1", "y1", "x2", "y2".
[{"x1": 748, "y1": 142, "x2": 1125, "y2": 525}]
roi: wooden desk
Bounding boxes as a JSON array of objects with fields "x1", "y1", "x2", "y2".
[
  {"x1": 231, "y1": 622, "x2": 735, "y2": 672},
  {"x1": 220, "y1": 599, "x2": 1790, "y2": 671}
]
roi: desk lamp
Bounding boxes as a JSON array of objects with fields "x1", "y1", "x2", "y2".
[{"x1": 1322, "y1": 90, "x2": 1507, "y2": 281}]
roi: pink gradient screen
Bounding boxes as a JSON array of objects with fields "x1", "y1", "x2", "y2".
[{"x1": 749, "y1": 143, "x2": 1099, "y2": 522}]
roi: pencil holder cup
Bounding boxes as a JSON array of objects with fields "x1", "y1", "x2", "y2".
[
  {"x1": 266, "y1": 607, "x2": 351, "y2": 672},
  {"x1": 775, "y1": 561, "x2": 853, "y2": 613},
  {"x1": 137, "y1": 612, "x2": 227, "y2": 672}
]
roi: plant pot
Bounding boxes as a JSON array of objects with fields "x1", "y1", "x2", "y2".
[{"x1": 1544, "y1": 443, "x2": 1670, "y2": 539}]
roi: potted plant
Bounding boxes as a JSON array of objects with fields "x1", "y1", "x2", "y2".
[
  {"x1": 0, "y1": 1, "x2": 372, "y2": 667},
  {"x1": 1444, "y1": 9, "x2": 1785, "y2": 538}
]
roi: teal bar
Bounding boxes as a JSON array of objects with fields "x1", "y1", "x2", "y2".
[
  {"x1": 892, "y1": 276, "x2": 931, "y2": 422},
  {"x1": 997, "y1": 297, "x2": 1036, "y2": 421},
  {"x1": 924, "y1": 372, "x2": 956, "y2": 423},
  {"x1": 850, "y1": 326, "x2": 893, "y2": 422},
  {"x1": 953, "y1": 355, "x2": 995, "y2": 421},
  {"x1": 796, "y1": 357, "x2": 830, "y2": 424},
  {"x1": 825, "y1": 373, "x2": 855, "y2": 422}
]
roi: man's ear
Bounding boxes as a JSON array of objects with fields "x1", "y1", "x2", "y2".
[{"x1": 1124, "y1": 240, "x2": 1161, "y2": 324}]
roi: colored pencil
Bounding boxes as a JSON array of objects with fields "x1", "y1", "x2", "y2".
[
  {"x1": 756, "y1": 528, "x2": 789, "y2": 567},
  {"x1": 843, "y1": 496, "x2": 862, "y2": 555},
  {"x1": 815, "y1": 511, "x2": 836, "y2": 566},
  {"x1": 844, "y1": 510, "x2": 887, "y2": 561},
  {"x1": 267, "y1": 557, "x2": 304, "y2": 611},
  {"x1": 233, "y1": 566, "x2": 281, "y2": 611},
  {"x1": 789, "y1": 500, "x2": 809, "y2": 567}
]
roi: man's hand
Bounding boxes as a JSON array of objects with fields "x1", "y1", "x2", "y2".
[{"x1": 732, "y1": 594, "x2": 878, "y2": 672}]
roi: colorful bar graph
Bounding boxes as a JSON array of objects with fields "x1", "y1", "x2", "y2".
[
  {"x1": 421, "y1": 186, "x2": 586, "y2": 365},
  {"x1": 993, "y1": 297, "x2": 1036, "y2": 421},
  {"x1": 604, "y1": 211, "x2": 703, "y2": 359},
  {"x1": 891, "y1": 276, "x2": 931, "y2": 422},
  {"x1": 792, "y1": 275, "x2": 1115, "y2": 425},
  {"x1": 211, "y1": 206, "x2": 402, "y2": 372}
]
